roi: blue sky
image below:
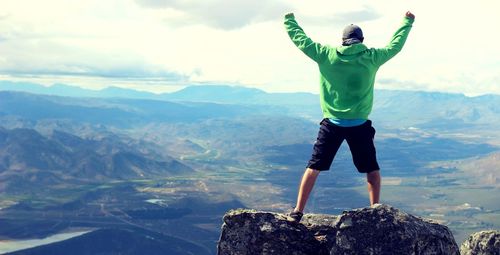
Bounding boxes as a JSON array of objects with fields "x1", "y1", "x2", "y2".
[{"x1": 0, "y1": 0, "x2": 498, "y2": 95}]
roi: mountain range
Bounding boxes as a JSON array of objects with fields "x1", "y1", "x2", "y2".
[
  {"x1": 0, "y1": 80, "x2": 499, "y2": 254},
  {"x1": 0, "y1": 81, "x2": 498, "y2": 191},
  {"x1": 2, "y1": 80, "x2": 499, "y2": 128},
  {"x1": 0, "y1": 127, "x2": 192, "y2": 193}
]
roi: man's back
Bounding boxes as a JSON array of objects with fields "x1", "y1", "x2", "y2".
[{"x1": 284, "y1": 13, "x2": 414, "y2": 120}]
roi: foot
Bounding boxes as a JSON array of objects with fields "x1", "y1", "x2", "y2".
[{"x1": 288, "y1": 210, "x2": 303, "y2": 223}]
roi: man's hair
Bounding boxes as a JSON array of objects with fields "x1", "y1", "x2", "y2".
[{"x1": 342, "y1": 24, "x2": 364, "y2": 46}]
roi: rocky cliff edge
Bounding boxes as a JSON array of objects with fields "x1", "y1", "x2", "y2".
[{"x1": 217, "y1": 204, "x2": 460, "y2": 255}]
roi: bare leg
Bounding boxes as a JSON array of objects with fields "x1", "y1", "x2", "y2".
[
  {"x1": 367, "y1": 170, "x2": 381, "y2": 205},
  {"x1": 294, "y1": 168, "x2": 320, "y2": 212}
]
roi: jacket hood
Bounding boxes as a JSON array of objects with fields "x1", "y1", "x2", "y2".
[{"x1": 337, "y1": 43, "x2": 368, "y2": 55}]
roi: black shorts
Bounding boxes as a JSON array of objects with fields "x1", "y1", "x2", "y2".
[{"x1": 307, "y1": 119, "x2": 380, "y2": 173}]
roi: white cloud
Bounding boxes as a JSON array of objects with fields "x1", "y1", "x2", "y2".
[
  {"x1": 135, "y1": 0, "x2": 292, "y2": 29},
  {"x1": 0, "y1": 0, "x2": 498, "y2": 95}
]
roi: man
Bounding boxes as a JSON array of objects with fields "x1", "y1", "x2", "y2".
[{"x1": 284, "y1": 11, "x2": 415, "y2": 222}]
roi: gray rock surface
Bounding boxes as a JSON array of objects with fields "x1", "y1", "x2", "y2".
[
  {"x1": 217, "y1": 209, "x2": 337, "y2": 255},
  {"x1": 461, "y1": 230, "x2": 500, "y2": 255},
  {"x1": 329, "y1": 204, "x2": 459, "y2": 255},
  {"x1": 217, "y1": 204, "x2": 460, "y2": 255}
]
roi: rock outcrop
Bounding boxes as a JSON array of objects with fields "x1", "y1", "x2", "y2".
[
  {"x1": 218, "y1": 204, "x2": 460, "y2": 255},
  {"x1": 460, "y1": 230, "x2": 500, "y2": 255}
]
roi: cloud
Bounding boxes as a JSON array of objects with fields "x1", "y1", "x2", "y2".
[
  {"x1": 0, "y1": 33, "x2": 187, "y2": 85},
  {"x1": 135, "y1": 0, "x2": 292, "y2": 29},
  {"x1": 0, "y1": 66, "x2": 187, "y2": 80},
  {"x1": 334, "y1": 7, "x2": 381, "y2": 24},
  {"x1": 0, "y1": 0, "x2": 499, "y2": 96},
  {"x1": 302, "y1": 6, "x2": 381, "y2": 26}
]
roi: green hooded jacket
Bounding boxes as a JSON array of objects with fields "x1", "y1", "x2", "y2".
[{"x1": 284, "y1": 14, "x2": 414, "y2": 120}]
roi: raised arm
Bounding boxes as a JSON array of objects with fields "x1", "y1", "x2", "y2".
[
  {"x1": 284, "y1": 13, "x2": 327, "y2": 63},
  {"x1": 374, "y1": 11, "x2": 415, "y2": 66}
]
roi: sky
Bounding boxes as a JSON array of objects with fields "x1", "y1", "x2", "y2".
[{"x1": 0, "y1": 0, "x2": 498, "y2": 95}]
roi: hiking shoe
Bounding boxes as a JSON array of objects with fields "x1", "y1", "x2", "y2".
[{"x1": 288, "y1": 210, "x2": 303, "y2": 223}]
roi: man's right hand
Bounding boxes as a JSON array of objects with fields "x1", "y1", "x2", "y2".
[{"x1": 405, "y1": 11, "x2": 415, "y2": 20}]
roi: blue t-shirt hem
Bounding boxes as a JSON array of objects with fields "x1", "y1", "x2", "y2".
[{"x1": 328, "y1": 118, "x2": 367, "y2": 127}]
